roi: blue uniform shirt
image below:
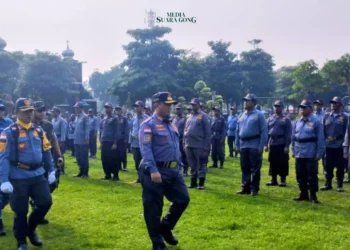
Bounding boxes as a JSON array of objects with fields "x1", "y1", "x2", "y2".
[
  {"x1": 0, "y1": 117, "x2": 13, "y2": 133},
  {"x1": 227, "y1": 114, "x2": 238, "y2": 137},
  {"x1": 0, "y1": 122, "x2": 54, "y2": 183},
  {"x1": 313, "y1": 110, "x2": 325, "y2": 124},
  {"x1": 323, "y1": 112, "x2": 348, "y2": 148},
  {"x1": 291, "y1": 115, "x2": 325, "y2": 158},
  {"x1": 172, "y1": 115, "x2": 186, "y2": 140},
  {"x1": 88, "y1": 116, "x2": 99, "y2": 136},
  {"x1": 53, "y1": 116, "x2": 67, "y2": 142},
  {"x1": 235, "y1": 109, "x2": 268, "y2": 151},
  {"x1": 100, "y1": 115, "x2": 119, "y2": 143},
  {"x1": 117, "y1": 115, "x2": 129, "y2": 141},
  {"x1": 267, "y1": 114, "x2": 292, "y2": 146},
  {"x1": 131, "y1": 114, "x2": 149, "y2": 148},
  {"x1": 139, "y1": 114, "x2": 181, "y2": 174},
  {"x1": 74, "y1": 112, "x2": 90, "y2": 145},
  {"x1": 68, "y1": 120, "x2": 76, "y2": 140}
]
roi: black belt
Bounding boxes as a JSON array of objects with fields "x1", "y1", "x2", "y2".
[
  {"x1": 326, "y1": 135, "x2": 344, "y2": 142},
  {"x1": 240, "y1": 135, "x2": 260, "y2": 141},
  {"x1": 17, "y1": 163, "x2": 41, "y2": 171},
  {"x1": 156, "y1": 161, "x2": 178, "y2": 169},
  {"x1": 295, "y1": 137, "x2": 317, "y2": 143},
  {"x1": 270, "y1": 135, "x2": 285, "y2": 139}
]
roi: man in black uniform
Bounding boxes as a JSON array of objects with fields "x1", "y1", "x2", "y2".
[
  {"x1": 100, "y1": 103, "x2": 120, "y2": 181},
  {"x1": 210, "y1": 106, "x2": 227, "y2": 169},
  {"x1": 115, "y1": 106, "x2": 129, "y2": 171}
]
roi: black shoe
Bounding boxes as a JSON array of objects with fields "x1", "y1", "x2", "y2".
[
  {"x1": 310, "y1": 193, "x2": 320, "y2": 204},
  {"x1": 236, "y1": 189, "x2": 250, "y2": 195},
  {"x1": 0, "y1": 219, "x2": 6, "y2": 236},
  {"x1": 337, "y1": 187, "x2": 345, "y2": 192},
  {"x1": 344, "y1": 179, "x2": 350, "y2": 183},
  {"x1": 279, "y1": 182, "x2": 287, "y2": 187},
  {"x1": 74, "y1": 174, "x2": 83, "y2": 178},
  {"x1": 209, "y1": 165, "x2": 218, "y2": 168},
  {"x1": 111, "y1": 177, "x2": 120, "y2": 181},
  {"x1": 320, "y1": 185, "x2": 333, "y2": 191},
  {"x1": 133, "y1": 179, "x2": 141, "y2": 184},
  {"x1": 161, "y1": 228, "x2": 178, "y2": 246},
  {"x1": 197, "y1": 186, "x2": 205, "y2": 190},
  {"x1": 81, "y1": 175, "x2": 89, "y2": 179},
  {"x1": 188, "y1": 178, "x2": 198, "y2": 188},
  {"x1": 28, "y1": 231, "x2": 42, "y2": 246},
  {"x1": 266, "y1": 181, "x2": 278, "y2": 186},
  {"x1": 17, "y1": 243, "x2": 29, "y2": 250},
  {"x1": 293, "y1": 193, "x2": 309, "y2": 201},
  {"x1": 37, "y1": 218, "x2": 49, "y2": 225},
  {"x1": 153, "y1": 244, "x2": 169, "y2": 250},
  {"x1": 251, "y1": 191, "x2": 258, "y2": 196},
  {"x1": 219, "y1": 165, "x2": 224, "y2": 169}
]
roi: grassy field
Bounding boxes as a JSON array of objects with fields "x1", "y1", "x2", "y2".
[{"x1": 2, "y1": 148, "x2": 350, "y2": 250}]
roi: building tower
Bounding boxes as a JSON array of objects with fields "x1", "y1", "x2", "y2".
[{"x1": 145, "y1": 9, "x2": 156, "y2": 28}]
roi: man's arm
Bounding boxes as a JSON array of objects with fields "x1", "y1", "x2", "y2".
[
  {"x1": 42, "y1": 133, "x2": 55, "y2": 173},
  {"x1": 258, "y1": 113, "x2": 268, "y2": 152},
  {"x1": 316, "y1": 120, "x2": 325, "y2": 159},
  {"x1": 114, "y1": 117, "x2": 120, "y2": 145},
  {"x1": 84, "y1": 116, "x2": 90, "y2": 143},
  {"x1": 139, "y1": 122, "x2": 157, "y2": 173},
  {"x1": 285, "y1": 118, "x2": 292, "y2": 147},
  {"x1": 235, "y1": 122, "x2": 240, "y2": 151},
  {"x1": 0, "y1": 130, "x2": 12, "y2": 183},
  {"x1": 124, "y1": 118, "x2": 130, "y2": 142},
  {"x1": 203, "y1": 114, "x2": 211, "y2": 150},
  {"x1": 221, "y1": 118, "x2": 227, "y2": 142}
]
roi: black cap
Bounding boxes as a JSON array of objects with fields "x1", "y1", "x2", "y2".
[
  {"x1": 212, "y1": 106, "x2": 221, "y2": 111},
  {"x1": 299, "y1": 100, "x2": 313, "y2": 108},
  {"x1": 52, "y1": 107, "x2": 61, "y2": 113},
  {"x1": 33, "y1": 101, "x2": 46, "y2": 112},
  {"x1": 0, "y1": 99, "x2": 5, "y2": 109},
  {"x1": 115, "y1": 106, "x2": 122, "y2": 110},
  {"x1": 330, "y1": 96, "x2": 343, "y2": 105},
  {"x1": 242, "y1": 93, "x2": 257, "y2": 101},
  {"x1": 230, "y1": 106, "x2": 236, "y2": 110},
  {"x1": 15, "y1": 98, "x2": 35, "y2": 111},
  {"x1": 152, "y1": 92, "x2": 177, "y2": 104},
  {"x1": 175, "y1": 103, "x2": 183, "y2": 109},
  {"x1": 313, "y1": 100, "x2": 323, "y2": 105},
  {"x1": 273, "y1": 100, "x2": 284, "y2": 108},
  {"x1": 190, "y1": 98, "x2": 200, "y2": 105},
  {"x1": 74, "y1": 101, "x2": 85, "y2": 108},
  {"x1": 104, "y1": 102, "x2": 113, "y2": 109},
  {"x1": 133, "y1": 100, "x2": 145, "y2": 107},
  {"x1": 88, "y1": 108, "x2": 94, "y2": 112}
]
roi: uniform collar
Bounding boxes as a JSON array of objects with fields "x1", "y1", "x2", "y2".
[{"x1": 17, "y1": 119, "x2": 33, "y2": 130}]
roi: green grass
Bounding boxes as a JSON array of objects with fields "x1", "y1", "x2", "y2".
[{"x1": 2, "y1": 147, "x2": 350, "y2": 250}]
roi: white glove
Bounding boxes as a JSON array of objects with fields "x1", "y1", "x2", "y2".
[
  {"x1": 48, "y1": 171, "x2": 56, "y2": 184},
  {"x1": 1, "y1": 182, "x2": 13, "y2": 194}
]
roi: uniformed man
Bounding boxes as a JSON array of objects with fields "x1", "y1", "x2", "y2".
[
  {"x1": 200, "y1": 102, "x2": 212, "y2": 125},
  {"x1": 131, "y1": 101, "x2": 149, "y2": 183},
  {"x1": 139, "y1": 92, "x2": 190, "y2": 250},
  {"x1": 227, "y1": 106, "x2": 238, "y2": 157},
  {"x1": 0, "y1": 99, "x2": 13, "y2": 236},
  {"x1": 115, "y1": 106, "x2": 129, "y2": 172},
  {"x1": 144, "y1": 105, "x2": 153, "y2": 117},
  {"x1": 68, "y1": 114, "x2": 76, "y2": 156},
  {"x1": 172, "y1": 104, "x2": 188, "y2": 176},
  {"x1": 0, "y1": 98, "x2": 56, "y2": 250},
  {"x1": 88, "y1": 109, "x2": 99, "y2": 159},
  {"x1": 184, "y1": 98, "x2": 211, "y2": 190},
  {"x1": 33, "y1": 101, "x2": 64, "y2": 225},
  {"x1": 73, "y1": 101, "x2": 90, "y2": 178},
  {"x1": 186, "y1": 106, "x2": 192, "y2": 116},
  {"x1": 321, "y1": 96, "x2": 348, "y2": 192},
  {"x1": 46, "y1": 111, "x2": 52, "y2": 122},
  {"x1": 127, "y1": 112, "x2": 133, "y2": 153},
  {"x1": 210, "y1": 106, "x2": 227, "y2": 169},
  {"x1": 313, "y1": 100, "x2": 325, "y2": 123},
  {"x1": 292, "y1": 100, "x2": 325, "y2": 203},
  {"x1": 236, "y1": 94, "x2": 267, "y2": 196},
  {"x1": 52, "y1": 107, "x2": 68, "y2": 157},
  {"x1": 264, "y1": 100, "x2": 292, "y2": 187}
]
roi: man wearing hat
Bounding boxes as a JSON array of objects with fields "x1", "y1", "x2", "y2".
[
  {"x1": 292, "y1": 100, "x2": 325, "y2": 203},
  {"x1": 313, "y1": 100, "x2": 325, "y2": 123},
  {"x1": 184, "y1": 98, "x2": 211, "y2": 190},
  {"x1": 73, "y1": 101, "x2": 90, "y2": 178},
  {"x1": 99, "y1": 103, "x2": 120, "y2": 180},
  {"x1": 264, "y1": 100, "x2": 292, "y2": 187},
  {"x1": 115, "y1": 106, "x2": 129, "y2": 172},
  {"x1": 127, "y1": 112, "x2": 133, "y2": 154},
  {"x1": 68, "y1": 114, "x2": 76, "y2": 157},
  {"x1": 210, "y1": 106, "x2": 227, "y2": 169},
  {"x1": 139, "y1": 92, "x2": 189, "y2": 250},
  {"x1": 172, "y1": 103, "x2": 189, "y2": 176},
  {"x1": 144, "y1": 105, "x2": 153, "y2": 117},
  {"x1": 0, "y1": 99, "x2": 13, "y2": 236},
  {"x1": 88, "y1": 109, "x2": 99, "y2": 159},
  {"x1": 236, "y1": 94, "x2": 267, "y2": 196},
  {"x1": 186, "y1": 105, "x2": 192, "y2": 116},
  {"x1": 321, "y1": 96, "x2": 348, "y2": 192},
  {"x1": 52, "y1": 106, "x2": 68, "y2": 159},
  {"x1": 131, "y1": 101, "x2": 149, "y2": 183},
  {"x1": 0, "y1": 98, "x2": 56, "y2": 249},
  {"x1": 227, "y1": 106, "x2": 238, "y2": 158}
]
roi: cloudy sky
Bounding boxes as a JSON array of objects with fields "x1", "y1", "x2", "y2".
[{"x1": 1, "y1": 0, "x2": 349, "y2": 81}]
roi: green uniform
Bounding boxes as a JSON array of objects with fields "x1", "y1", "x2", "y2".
[{"x1": 35, "y1": 120, "x2": 57, "y2": 144}]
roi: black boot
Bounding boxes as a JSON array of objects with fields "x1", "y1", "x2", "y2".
[
  {"x1": 310, "y1": 192, "x2": 320, "y2": 204},
  {"x1": 293, "y1": 192, "x2": 309, "y2": 201},
  {"x1": 37, "y1": 218, "x2": 49, "y2": 225},
  {"x1": 320, "y1": 180, "x2": 333, "y2": 191},
  {"x1": 197, "y1": 178, "x2": 205, "y2": 190},
  {"x1": 28, "y1": 231, "x2": 42, "y2": 246},
  {"x1": 160, "y1": 224, "x2": 178, "y2": 246},
  {"x1": 188, "y1": 178, "x2": 197, "y2": 188},
  {"x1": 219, "y1": 161, "x2": 224, "y2": 169},
  {"x1": 337, "y1": 180, "x2": 345, "y2": 192},
  {"x1": 266, "y1": 176, "x2": 278, "y2": 186},
  {"x1": 0, "y1": 219, "x2": 6, "y2": 236},
  {"x1": 279, "y1": 176, "x2": 287, "y2": 187},
  {"x1": 17, "y1": 243, "x2": 29, "y2": 250},
  {"x1": 209, "y1": 163, "x2": 218, "y2": 168}
]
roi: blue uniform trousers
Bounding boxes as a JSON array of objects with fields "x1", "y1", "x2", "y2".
[
  {"x1": 10, "y1": 175, "x2": 52, "y2": 244},
  {"x1": 295, "y1": 158, "x2": 319, "y2": 193},
  {"x1": 89, "y1": 131, "x2": 97, "y2": 157},
  {"x1": 101, "y1": 142, "x2": 118, "y2": 178},
  {"x1": 117, "y1": 139, "x2": 127, "y2": 170},
  {"x1": 240, "y1": 148, "x2": 262, "y2": 193},
  {"x1": 325, "y1": 148, "x2": 344, "y2": 187},
  {"x1": 140, "y1": 166, "x2": 189, "y2": 246},
  {"x1": 132, "y1": 147, "x2": 142, "y2": 181},
  {"x1": 211, "y1": 138, "x2": 225, "y2": 165},
  {"x1": 268, "y1": 145, "x2": 289, "y2": 177},
  {"x1": 227, "y1": 136, "x2": 236, "y2": 156},
  {"x1": 0, "y1": 190, "x2": 10, "y2": 219},
  {"x1": 75, "y1": 144, "x2": 89, "y2": 175}
]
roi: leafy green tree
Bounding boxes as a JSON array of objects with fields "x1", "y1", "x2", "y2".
[
  {"x1": 200, "y1": 87, "x2": 212, "y2": 102},
  {"x1": 0, "y1": 51, "x2": 20, "y2": 99},
  {"x1": 194, "y1": 80, "x2": 207, "y2": 95}
]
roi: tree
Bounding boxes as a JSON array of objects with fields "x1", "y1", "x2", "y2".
[
  {"x1": 0, "y1": 51, "x2": 20, "y2": 100},
  {"x1": 275, "y1": 66, "x2": 298, "y2": 107},
  {"x1": 177, "y1": 96, "x2": 186, "y2": 106},
  {"x1": 200, "y1": 87, "x2": 212, "y2": 102},
  {"x1": 248, "y1": 39, "x2": 263, "y2": 49},
  {"x1": 194, "y1": 80, "x2": 207, "y2": 95}
]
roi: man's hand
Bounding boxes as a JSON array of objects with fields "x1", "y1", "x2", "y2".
[
  {"x1": 264, "y1": 146, "x2": 269, "y2": 153},
  {"x1": 111, "y1": 143, "x2": 117, "y2": 150},
  {"x1": 1, "y1": 182, "x2": 13, "y2": 193},
  {"x1": 85, "y1": 140, "x2": 89, "y2": 145},
  {"x1": 48, "y1": 171, "x2": 56, "y2": 184},
  {"x1": 284, "y1": 147, "x2": 289, "y2": 154},
  {"x1": 57, "y1": 157, "x2": 64, "y2": 168},
  {"x1": 151, "y1": 172, "x2": 162, "y2": 183}
]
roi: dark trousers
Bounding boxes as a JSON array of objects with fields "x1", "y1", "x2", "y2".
[
  {"x1": 0, "y1": 191, "x2": 10, "y2": 218},
  {"x1": 75, "y1": 144, "x2": 89, "y2": 175},
  {"x1": 227, "y1": 136, "x2": 236, "y2": 156},
  {"x1": 101, "y1": 141, "x2": 119, "y2": 178},
  {"x1": 240, "y1": 148, "x2": 262, "y2": 193},
  {"x1": 295, "y1": 158, "x2": 319, "y2": 193},
  {"x1": 56, "y1": 137, "x2": 66, "y2": 155},
  {"x1": 185, "y1": 147, "x2": 208, "y2": 179},
  {"x1": 268, "y1": 144, "x2": 289, "y2": 177},
  {"x1": 325, "y1": 147, "x2": 344, "y2": 187},
  {"x1": 89, "y1": 131, "x2": 97, "y2": 157},
  {"x1": 10, "y1": 175, "x2": 52, "y2": 244},
  {"x1": 117, "y1": 139, "x2": 128, "y2": 170},
  {"x1": 132, "y1": 147, "x2": 142, "y2": 181},
  {"x1": 179, "y1": 140, "x2": 188, "y2": 173},
  {"x1": 140, "y1": 165, "x2": 190, "y2": 247},
  {"x1": 69, "y1": 139, "x2": 75, "y2": 156},
  {"x1": 211, "y1": 139, "x2": 225, "y2": 165}
]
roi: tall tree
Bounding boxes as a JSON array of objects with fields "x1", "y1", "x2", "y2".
[
  {"x1": 275, "y1": 66, "x2": 298, "y2": 106},
  {"x1": 0, "y1": 51, "x2": 20, "y2": 100}
]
